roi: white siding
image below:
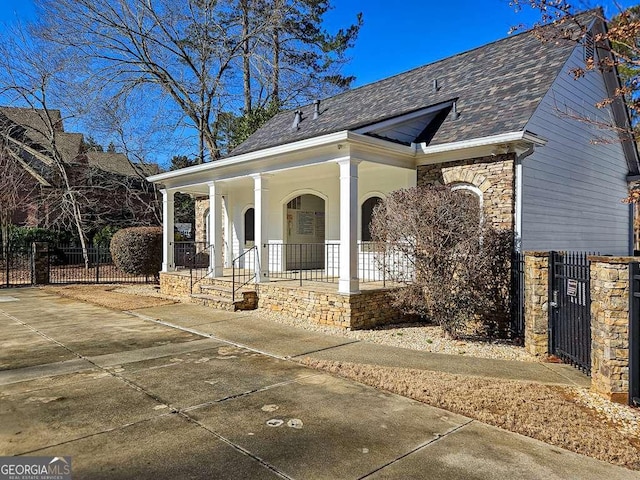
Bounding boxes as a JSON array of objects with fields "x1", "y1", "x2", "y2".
[{"x1": 521, "y1": 46, "x2": 631, "y2": 255}]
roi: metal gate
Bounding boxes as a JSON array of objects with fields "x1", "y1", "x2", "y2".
[
  {"x1": 549, "y1": 251, "x2": 592, "y2": 374},
  {"x1": 1, "y1": 243, "x2": 33, "y2": 288}
]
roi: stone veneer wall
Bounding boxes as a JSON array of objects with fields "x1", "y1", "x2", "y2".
[
  {"x1": 416, "y1": 153, "x2": 516, "y2": 230},
  {"x1": 257, "y1": 283, "x2": 408, "y2": 329},
  {"x1": 194, "y1": 197, "x2": 209, "y2": 244},
  {"x1": 589, "y1": 256, "x2": 633, "y2": 404},
  {"x1": 524, "y1": 252, "x2": 550, "y2": 356},
  {"x1": 160, "y1": 272, "x2": 192, "y2": 296}
]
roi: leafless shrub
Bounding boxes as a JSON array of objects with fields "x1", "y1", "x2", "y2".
[{"x1": 370, "y1": 185, "x2": 512, "y2": 338}]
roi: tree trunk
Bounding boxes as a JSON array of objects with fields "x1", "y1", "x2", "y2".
[{"x1": 242, "y1": 0, "x2": 252, "y2": 114}]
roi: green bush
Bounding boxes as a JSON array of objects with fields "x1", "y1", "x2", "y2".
[
  {"x1": 8, "y1": 227, "x2": 74, "y2": 247},
  {"x1": 110, "y1": 227, "x2": 162, "y2": 277},
  {"x1": 93, "y1": 226, "x2": 120, "y2": 247}
]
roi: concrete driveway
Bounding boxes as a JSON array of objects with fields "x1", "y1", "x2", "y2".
[{"x1": 0, "y1": 288, "x2": 637, "y2": 480}]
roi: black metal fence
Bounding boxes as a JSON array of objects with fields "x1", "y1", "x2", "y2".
[
  {"x1": 511, "y1": 251, "x2": 525, "y2": 339},
  {"x1": 1, "y1": 242, "x2": 156, "y2": 287},
  {"x1": 548, "y1": 251, "x2": 592, "y2": 374},
  {"x1": 1, "y1": 244, "x2": 33, "y2": 288},
  {"x1": 49, "y1": 245, "x2": 154, "y2": 284},
  {"x1": 629, "y1": 262, "x2": 640, "y2": 407}
]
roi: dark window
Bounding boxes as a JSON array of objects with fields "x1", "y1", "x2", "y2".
[
  {"x1": 244, "y1": 208, "x2": 255, "y2": 244},
  {"x1": 361, "y1": 197, "x2": 382, "y2": 242}
]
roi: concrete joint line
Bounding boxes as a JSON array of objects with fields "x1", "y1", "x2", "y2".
[
  {"x1": 175, "y1": 411, "x2": 294, "y2": 480},
  {"x1": 287, "y1": 340, "x2": 361, "y2": 359},
  {"x1": 14, "y1": 415, "x2": 167, "y2": 456},
  {"x1": 127, "y1": 312, "x2": 289, "y2": 361},
  {"x1": 539, "y1": 362, "x2": 587, "y2": 387},
  {"x1": 0, "y1": 307, "x2": 178, "y2": 416},
  {"x1": 181, "y1": 373, "x2": 324, "y2": 413},
  {"x1": 357, "y1": 419, "x2": 475, "y2": 479}
]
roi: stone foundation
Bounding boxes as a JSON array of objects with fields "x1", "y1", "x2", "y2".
[
  {"x1": 257, "y1": 283, "x2": 409, "y2": 329},
  {"x1": 160, "y1": 272, "x2": 408, "y2": 329},
  {"x1": 523, "y1": 252, "x2": 550, "y2": 357},
  {"x1": 590, "y1": 256, "x2": 632, "y2": 404},
  {"x1": 160, "y1": 271, "x2": 192, "y2": 296}
]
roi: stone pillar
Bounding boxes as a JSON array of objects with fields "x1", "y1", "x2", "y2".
[
  {"x1": 252, "y1": 174, "x2": 270, "y2": 283},
  {"x1": 524, "y1": 251, "x2": 550, "y2": 356},
  {"x1": 208, "y1": 182, "x2": 224, "y2": 277},
  {"x1": 337, "y1": 158, "x2": 360, "y2": 294},
  {"x1": 590, "y1": 256, "x2": 633, "y2": 404},
  {"x1": 161, "y1": 189, "x2": 175, "y2": 272},
  {"x1": 31, "y1": 242, "x2": 49, "y2": 285}
]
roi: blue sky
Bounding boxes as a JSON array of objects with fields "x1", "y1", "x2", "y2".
[
  {"x1": 1, "y1": 0, "x2": 637, "y2": 89},
  {"x1": 0, "y1": 0, "x2": 636, "y2": 165}
]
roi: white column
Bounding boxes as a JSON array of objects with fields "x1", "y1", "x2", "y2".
[
  {"x1": 161, "y1": 188, "x2": 175, "y2": 272},
  {"x1": 253, "y1": 174, "x2": 270, "y2": 283},
  {"x1": 338, "y1": 158, "x2": 360, "y2": 294},
  {"x1": 208, "y1": 182, "x2": 224, "y2": 277}
]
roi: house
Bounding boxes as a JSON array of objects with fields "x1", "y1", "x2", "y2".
[
  {"x1": 0, "y1": 107, "x2": 160, "y2": 235},
  {"x1": 148, "y1": 10, "x2": 639, "y2": 328}
]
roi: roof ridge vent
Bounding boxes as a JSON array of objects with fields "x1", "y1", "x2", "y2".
[
  {"x1": 313, "y1": 100, "x2": 320, "y2": 120},
  {"x1": 292, "y1": 110, "x2": 302, "y2": 130}
]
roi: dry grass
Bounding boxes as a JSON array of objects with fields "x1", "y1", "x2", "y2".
[
  {"x1": 300, "y1": 358, "x2": 640, "y2": 471},
  {"x1": 41, "y1": 285, "x2": 176, "y2": 311}
]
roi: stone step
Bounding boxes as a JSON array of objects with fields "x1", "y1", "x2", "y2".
[
  {"x1": 189, "y1": 293, "x2": 236, "y2": 311},
  {"x1": 199, "y1": 284, "x2": 254, "y2": 296},
  {"x1": 190, "y1": 288, "x2": 259, "y2": 312}
]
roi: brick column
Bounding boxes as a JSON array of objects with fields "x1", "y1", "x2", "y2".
[
  {"x1": 589, "y1": 256, "x2": 632, "y2": 404},
  {"x1": 524, "y1": 251, "x2": 550, "y2": 356},
  {"x1": 31, "y1": 242, "x2": 49, "y2": 285}
]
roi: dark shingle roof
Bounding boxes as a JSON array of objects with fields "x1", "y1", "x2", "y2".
[
  {"x1": 86, "y1": 151, "x2": 160, "y2": 177},
  {"x1": 232, "y1": 13, "x2": 594, "y2": 156}
]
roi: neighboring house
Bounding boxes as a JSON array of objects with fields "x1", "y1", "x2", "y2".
[
  {"x1": 0, "y1": 106, "x2": 160, "y2": 234},
  {"x1": 148, "y1": 10, "x2": 639, "y2": 327}
]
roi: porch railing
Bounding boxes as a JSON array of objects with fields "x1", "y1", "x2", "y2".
[
  {"x1": 232, "y1": 246, "x2": 257, "y2": 302},
  {"x1": 358, "y1": 242, "x2": 415, "y2": 285},
  {"x1": 265, "y1": 243, "x2": 340, "y2": 286},
  {"x1": 172, "y1": 241, "x2": 212, "y2": 293}
]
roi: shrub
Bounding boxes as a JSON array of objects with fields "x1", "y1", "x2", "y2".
[
  {"x1": 93, "y1": 226, "x2": 120, "y2": 248},
  {"x1": 110, "y1": 227, "x2": 162, "y2": 277},
  {"x1": 370, "y1": 185, "x2": 513, "y2": 338}
]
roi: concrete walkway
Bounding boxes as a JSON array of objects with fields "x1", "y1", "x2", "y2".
[
  {"x1": 132, "y1": 302, "x2": 590, "y2": 387},
  {"x1": 1, "y1": 289, "x2": 634, "y2": 479}
]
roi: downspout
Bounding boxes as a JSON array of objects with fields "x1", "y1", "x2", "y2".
[{"x1": 514, "y1": 146, "x2": 535, "y2": 251}]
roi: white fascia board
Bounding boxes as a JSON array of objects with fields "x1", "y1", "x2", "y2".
[
  {"x1": 416, "y1": 131, "x2": 546, "y2": 164},
  {"x1": 352, "y1": 101, "x2": 454, "y2": 135},
  {"x1": 147, "y1": 130, "x2": 417, "y2": 187},
  {"x1": 147, "y1": 131, "x2": 351, "y2": 183}
]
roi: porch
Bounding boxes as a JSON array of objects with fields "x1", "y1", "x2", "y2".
[{"x1": 161, "y1": 240, "x2": 415, "y2": 329}]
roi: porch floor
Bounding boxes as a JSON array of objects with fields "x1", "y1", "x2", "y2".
[{"x1": 171, "y1": 268, "x2": 399, "y2": 293}]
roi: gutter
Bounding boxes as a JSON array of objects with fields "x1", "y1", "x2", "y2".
[{"x1": 417, "y1": 131, "x2": 547, "y2": 155}]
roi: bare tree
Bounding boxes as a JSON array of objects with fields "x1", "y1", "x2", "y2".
[
  {"x1": 0, "y1": 30, "x2": 95, "y2": 267},
  {"x1": 370, "y1": 186, "x2": 513, "y2": 338},
  {"x1": 0, "y1": 137, "x2": 39, "y2": 258},
  {"x1": 510, "y1": 2, "x2": 639, "y2": 142}
]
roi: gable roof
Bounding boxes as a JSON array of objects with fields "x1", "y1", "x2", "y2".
[
  {"x1": 86, "y1": 151, "x2": 160, "y2": 177},
  {"x1": 231, "y1": 12, "x2": 595, "y2": 157}
]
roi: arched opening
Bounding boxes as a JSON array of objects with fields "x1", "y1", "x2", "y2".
[
  {"x1": 451, "y1": 183, "x2": 483, "y2": 224},
  {"x1": 285, "y1": 193, "x2": 325, "y2": 270},
  {"x1": 244, "y1": 207, "x2": 255, "y2": 247},
  {"x1": 204, "y1": 208, "x2": 210, "y2": 244},
  {"x1": 361, "y1": 196, "x2": 382, "y2": 242}
]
